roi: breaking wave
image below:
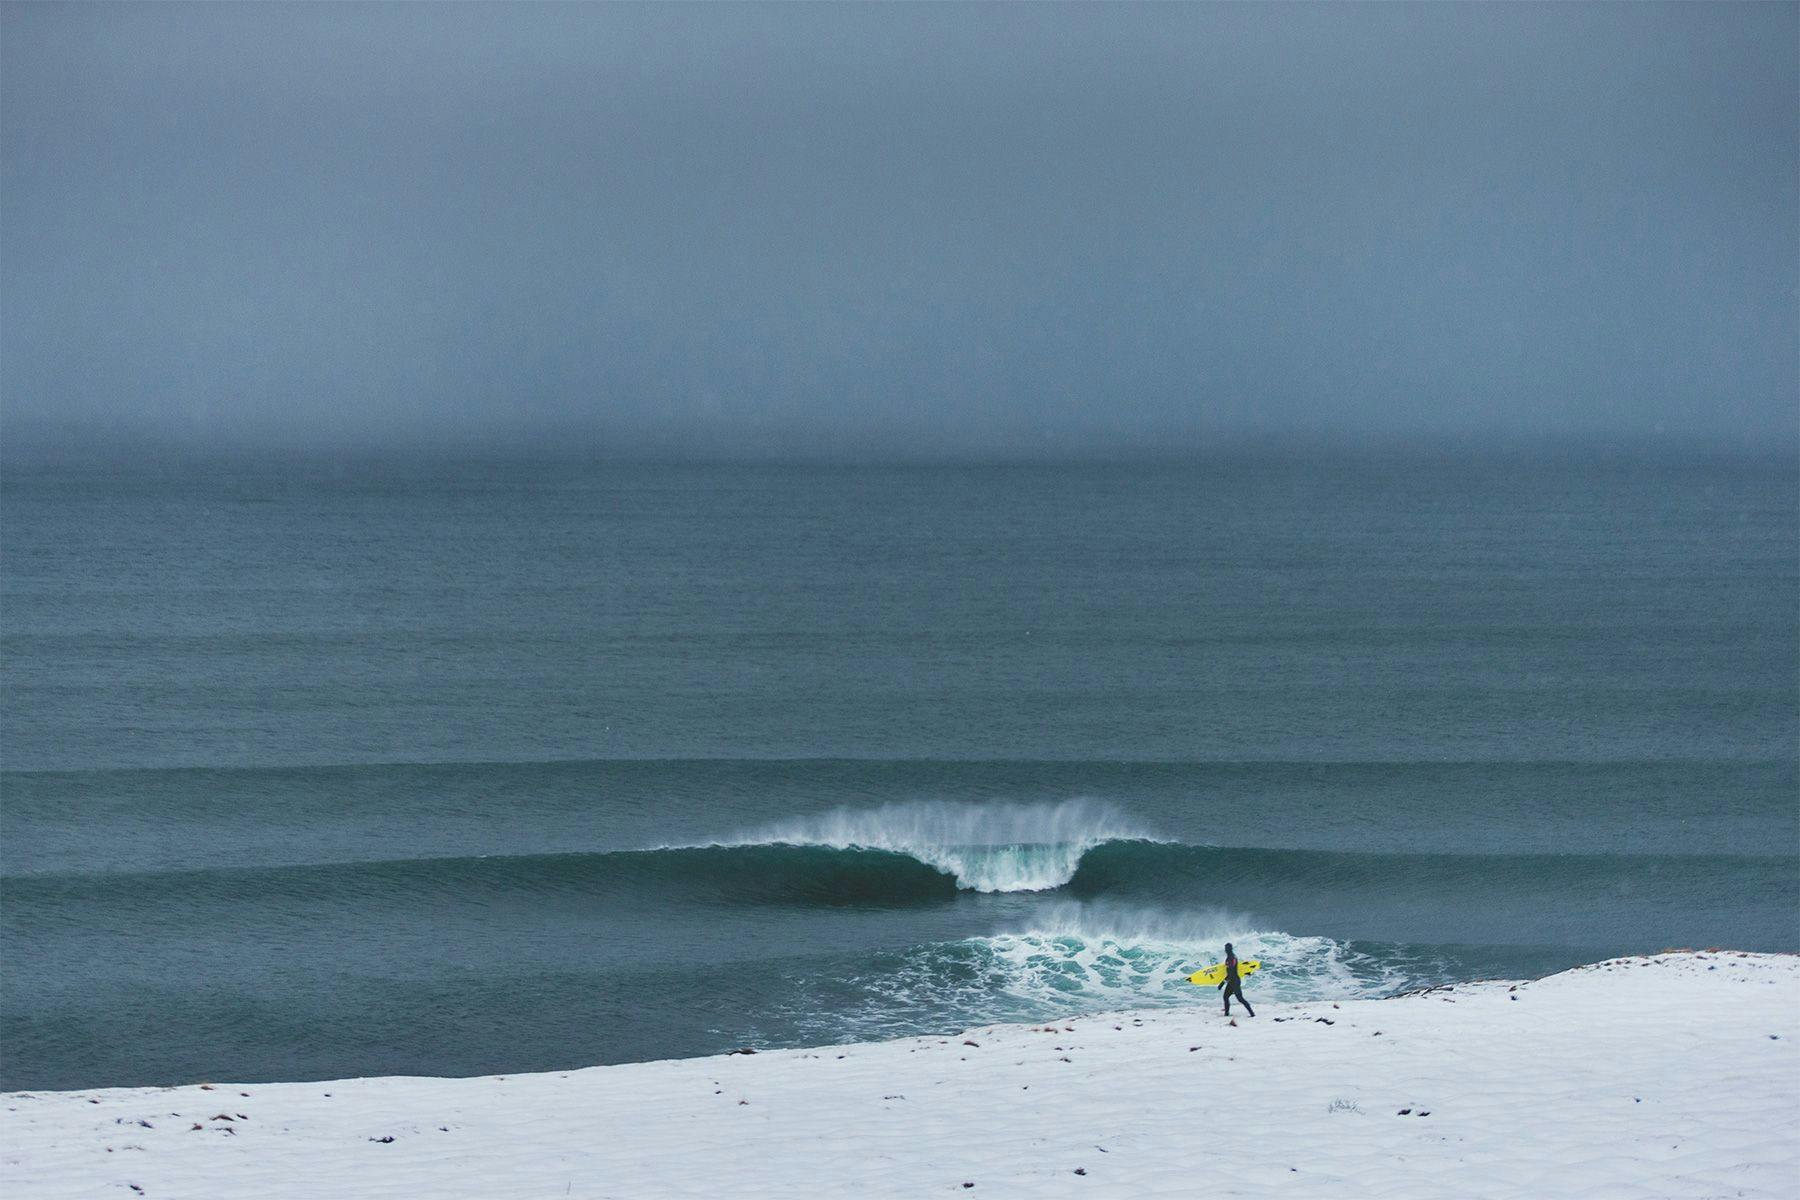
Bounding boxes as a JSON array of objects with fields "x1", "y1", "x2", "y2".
[
  {"x1": 14, "y1": 794, "x2": 1781, "y2": 921},
  {"x1": 721, "y1": 798, "x2": 1162, "y2": 892}
]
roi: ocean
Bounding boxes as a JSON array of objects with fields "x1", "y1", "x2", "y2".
[{"x1": 2, "y1": 452, "x2": 1794, "y2": 1090}]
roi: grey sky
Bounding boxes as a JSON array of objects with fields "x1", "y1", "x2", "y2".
[{"x1": 2, "y1": 2, "x2": 1795, "y2": 456}]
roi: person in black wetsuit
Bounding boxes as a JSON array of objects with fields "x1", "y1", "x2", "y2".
[{"x1": 1218, "y1": 942, "x2": 1254, "y2": 1017}]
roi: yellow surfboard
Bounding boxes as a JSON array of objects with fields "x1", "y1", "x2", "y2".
[{"x1": 1187, "y1": 960, "x2": 1260, "y2": 987}]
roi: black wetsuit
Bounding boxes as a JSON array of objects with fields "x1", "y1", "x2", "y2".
[{"x1": 1219, "y1": 954, "x2": 1254, "y2": 1017}]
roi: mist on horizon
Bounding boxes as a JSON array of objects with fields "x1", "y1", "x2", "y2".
[{"x1": 2, "y1": 3, "x2": 1795, "y2": 459}]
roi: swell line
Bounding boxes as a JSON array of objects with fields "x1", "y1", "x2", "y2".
[{"x1": 6, "y1": 839, "x2": 1791, "y2": 917}]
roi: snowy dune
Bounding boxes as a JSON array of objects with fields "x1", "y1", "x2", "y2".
[{"x1": 4, "y1": 952, "x2": 1795, "y2": 1199}]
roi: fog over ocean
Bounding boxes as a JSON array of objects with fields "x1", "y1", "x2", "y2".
[{"x1": 3, "y1": 3, "x2": 1795, "y2": 1095}]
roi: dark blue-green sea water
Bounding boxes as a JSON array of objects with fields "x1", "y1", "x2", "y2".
[{"x1": 3, "y1": 453, "x2": 1795, "y2": 1089}]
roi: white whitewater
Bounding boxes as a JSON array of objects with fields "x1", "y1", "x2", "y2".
[{"x1": 730, "y1": 798, "x2": 1160, "y2": 892}]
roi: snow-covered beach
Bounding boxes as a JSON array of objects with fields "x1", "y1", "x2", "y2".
[{"x1": 4, "y1": 951, "x2": 1794, "y2": 1199}]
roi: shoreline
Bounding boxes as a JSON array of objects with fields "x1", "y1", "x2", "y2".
[{"x1": 5, "y1": 951, "x2": 1796, "y2": 1199}]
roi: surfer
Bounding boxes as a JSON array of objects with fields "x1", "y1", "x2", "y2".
[{"x1": 1218, "y1": 943, "x2": 1254, "y2": 1017}]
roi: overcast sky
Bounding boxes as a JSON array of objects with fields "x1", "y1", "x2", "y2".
[{"x1": 2, "y1": 2, "x2": 1795, "y2": 456}]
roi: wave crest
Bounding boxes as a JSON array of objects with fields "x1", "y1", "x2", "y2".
[{"x1": 727, "y1": 799, "x2": 1159, "y2": 892}]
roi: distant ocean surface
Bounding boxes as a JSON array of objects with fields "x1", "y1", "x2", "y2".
[{"x1": 3, "y1": 453, "x2": 1795, "y2": 1090}]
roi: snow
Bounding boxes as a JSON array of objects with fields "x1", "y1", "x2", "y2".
[{"x1": 4, "y1": 951, "x2": 1795, "y2": 1199}]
